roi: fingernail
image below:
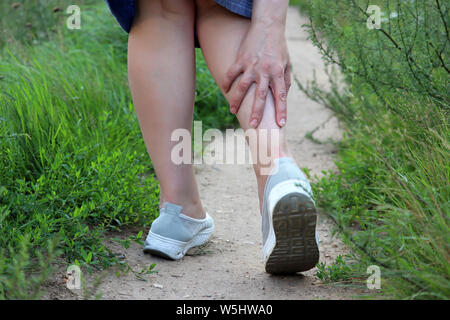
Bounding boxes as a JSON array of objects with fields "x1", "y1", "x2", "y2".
[
  {"x1": 250, "y1": 119, "x2": 258, "y2": 128},
  {"x1": 280, "y1": 118, "x2": 286, "y2": 126}
]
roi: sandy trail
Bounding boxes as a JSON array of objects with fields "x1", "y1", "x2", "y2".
[{"x1": 47, "y1": 7, "x2": 363, "y2": 300}]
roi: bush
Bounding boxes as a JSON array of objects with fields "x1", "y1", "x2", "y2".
[{"x1": 292, "y1": 0, "x2": 449, "y2": 299}]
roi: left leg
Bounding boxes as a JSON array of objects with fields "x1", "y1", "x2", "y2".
[{"x1": 128, "y1": 0, "x2": 204, "y2": 219}]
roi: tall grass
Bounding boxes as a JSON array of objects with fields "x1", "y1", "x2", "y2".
[
  {"x1": 0, "y1": 0, "x2": 96, "y2": 46},
  {"x1": 0, "y1": 1, "x2": 232, "y2": 298},
  {"x1": 0, "y1": 3, "x2": 159, "y2": 298},
  {"x1": 291, "y1": 0, "x2": 449, "y2": 299}
]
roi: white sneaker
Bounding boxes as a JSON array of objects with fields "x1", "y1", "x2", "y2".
[
  {"x1": 143, "y1": 202, "x2": 214, "y2": 260},
  {"x1": 261, "y1": 158, "x2": 319, "y2": 274}
]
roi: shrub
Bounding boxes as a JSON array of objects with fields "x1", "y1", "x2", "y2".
[{"x1": 292, "y1": 0, "x2": 449, "y2": 299}]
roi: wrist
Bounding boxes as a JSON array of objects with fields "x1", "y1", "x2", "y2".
[
  {"x1": 251, "y1": 20, "x2": 285, "y2": 40},
  {"x1": 252, "y1": 0, "x2": 288, "y2": 28},
  {"x1": 253, "y1": 18, "x2": 286, "y2": 32}
]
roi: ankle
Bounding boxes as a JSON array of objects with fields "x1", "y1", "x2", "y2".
[
  {"x1": 182, "y1": 200, "x2": 206, "y2": 220},
  {"x1": 254, "y1": 156, "x2": 297, "y2": 214},
  {"x1": 254, "y1": 155, "x2": 295, "y2": 181},
  {"x1": 163, "y1": 196, "x2": 205, "y2": 219}
]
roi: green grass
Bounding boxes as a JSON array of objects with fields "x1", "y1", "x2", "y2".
[
  {"x1": 292, "y1": 0, "x2": 449, "y2": 299},
  {"x1": 0, "y1": 1, "x2": 232, "y2": 298},
  {"x1": 315, "y1": 255, "x2": 355, "y2": 284}
]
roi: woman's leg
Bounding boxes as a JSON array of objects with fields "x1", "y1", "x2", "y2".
[
  {"x1": 128, "y1": 0, "x2": 205, "y2": 219},
  {"x1": 195, "y1": 0, "x2": 293, "y2": 212},
  {"x1": 195, "y1": 2, "x2": 319, "y2": 273}
]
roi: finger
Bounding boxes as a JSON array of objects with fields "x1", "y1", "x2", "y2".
[
  {"x1": 284, "y1": 64, "x2": 292, "y2": 93},
  {"x1": 222, "y1": 62, "x2": 244, "y2": 93},
  {"x1": 271, "y1": 69, "x2": 287, "y2": 127},
  {"x1": 249, "y1": 76, "x2": 269, "y2": 128},
  {"x1": 229, "y1": 71, "x2": 255, "y2": 114}
]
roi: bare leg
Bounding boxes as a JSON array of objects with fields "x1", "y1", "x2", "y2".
[
  {"x1": 128, "y1": 0, "x2": 205, "y2": 219},
  {"x1": 195, "y1": 0, "x2": 293, "y2": 212}
]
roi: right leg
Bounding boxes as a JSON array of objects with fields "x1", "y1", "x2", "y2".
[
  {"x1": 128, "y1": 0, "x2": 205, "y2": 219},
  {"x1": 194, "y1": 1, "x2": 292, "y2": 213},
  {"x1": 195, "y1": 1, "x2": 319, "y2": 273}
]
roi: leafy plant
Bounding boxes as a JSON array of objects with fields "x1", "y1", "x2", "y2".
[
  {"x1": 315, "y1": 255, "x2": 354, "y2": 283},
  {"x1": 292, "y1": 0, "x2": 449, "y2": 299}
]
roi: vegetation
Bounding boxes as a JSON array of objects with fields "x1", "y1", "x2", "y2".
[
  {"x1": 291, "y1": 0, "x2": 449, "y2": 299},
  {"x1": 0, "y1": 1, "x2": 231, "y2": 298},
  {"x1": 315, "y1": 255, "x2": 355, "y2": 284},
  {"x1": 1, "y1": 0, "x2": 447, "y2": 300}
]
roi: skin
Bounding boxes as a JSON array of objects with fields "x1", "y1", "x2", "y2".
[
  {"x1": 221, "y1": 0, "x2": 291, "y2": 129},
  {"x1": 128, "y1": 0, "x2": 293, "y2": 218}
]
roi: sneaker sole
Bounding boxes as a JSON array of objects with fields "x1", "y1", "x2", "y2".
[{"x1": 265, "y1": 193, "x2": 319, "y2": 274}]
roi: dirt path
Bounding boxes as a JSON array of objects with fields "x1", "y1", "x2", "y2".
[{"x1": 48, "y1": 7, "x2": 363, "y2": 300}]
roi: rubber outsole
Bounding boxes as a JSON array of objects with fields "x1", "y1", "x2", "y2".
[
  {"x1": 143, "y1": 248, "x2": 174, "y2": 260},
  {"x1": 265, "y1": 193, "x2": 319, "y2": 274}
]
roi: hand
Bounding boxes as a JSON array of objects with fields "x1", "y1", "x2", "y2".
[{"x1": 222, "y1": 22, "x2": 291, "y2": 128}]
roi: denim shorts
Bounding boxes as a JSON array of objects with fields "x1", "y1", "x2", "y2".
[{"x1": 105, "y1": 0, "x2": 253, "y2": 47}]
